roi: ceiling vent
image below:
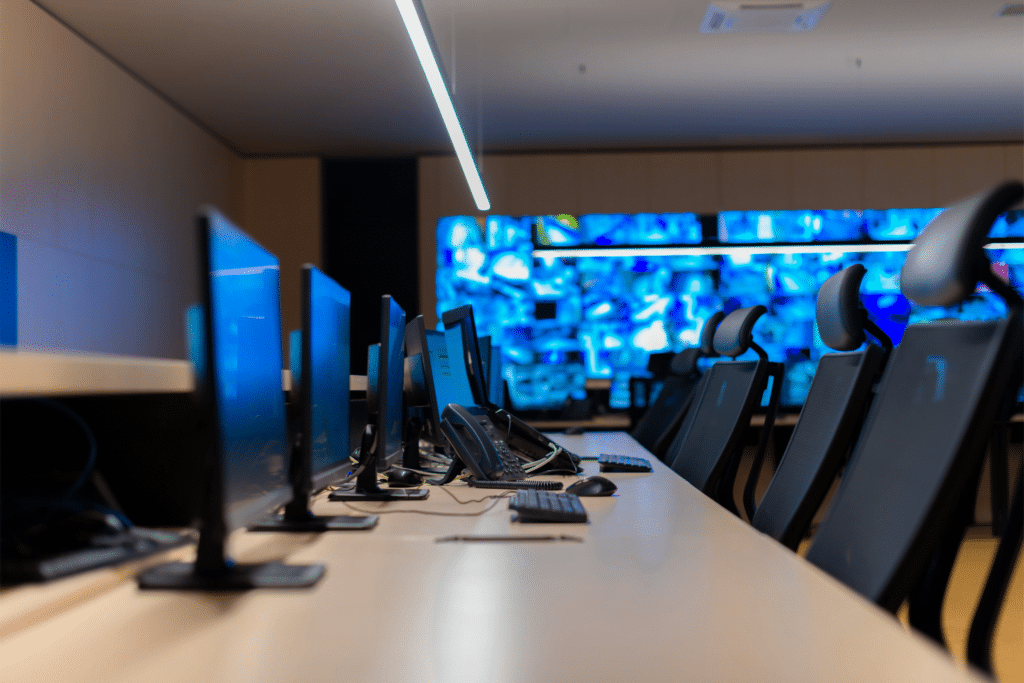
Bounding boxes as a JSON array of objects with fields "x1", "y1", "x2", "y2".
[
  {"x1": 997, "y1": 4, "x2": 1024, "y2": 16},
  {"x1": 700, "y1": 2, "x2": 831, "y2": 34}
]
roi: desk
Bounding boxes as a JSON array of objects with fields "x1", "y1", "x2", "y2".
[
  {"x1": 0, "y1": 433, "x2": 983, "y2": 683},
  {"x1": 0, "y1": 348, "x2": 368, "y2": 396}
]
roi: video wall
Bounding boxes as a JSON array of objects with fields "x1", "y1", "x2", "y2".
[{"x1": 436, "y1": 209, "x2": 1024, "y2": 411}]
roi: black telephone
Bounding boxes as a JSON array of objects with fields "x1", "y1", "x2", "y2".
[{"x1": 432, "y1": 404, "x2": 561, "y2": 489}]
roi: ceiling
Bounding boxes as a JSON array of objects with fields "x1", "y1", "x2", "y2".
[{"x1": 35, "y1": 0, "x2": 1024, "y2": 157}]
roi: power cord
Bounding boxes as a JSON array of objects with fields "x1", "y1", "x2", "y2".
[{"x1": 335, "y1": 488, "x2": 514, "y2": 517}]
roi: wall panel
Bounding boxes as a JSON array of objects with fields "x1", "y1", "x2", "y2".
[{"x1": 1, "y1": 0, "x2": 242, "y2": 359}]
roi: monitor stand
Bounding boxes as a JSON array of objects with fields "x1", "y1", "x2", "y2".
[
  {"x1": 249, "y1": 444, "x2": 380, "y2": 532},
  {"x1": 328, "y1": 425, "x2": 429, "y2": 502},
  {"x1": 249, "y1": 508, "x2": 379, "y2": 532},
  {"x1": 137, "y1": 521, "x2": 324, "y2": 590}
]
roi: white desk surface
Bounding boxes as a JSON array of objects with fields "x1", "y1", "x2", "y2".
[{"x1": 0, "y1": 433, "x2": 984, "y2": 683}]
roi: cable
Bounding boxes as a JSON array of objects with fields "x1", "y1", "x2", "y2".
[
  {"x1": 434, "y1": 484, "x2": 514, "y2": 505},
  {"x1": 324, "y1": 462, "x2": 367, "y2": 489},
  {"x1": 336, "y1": 490, "x2": 514, "y2": 517},
  {"x1": 523, "y1": 446, "x2": 563, "y2": 473},
  {"x1": 30, "y1": 399, "x2": 97, "y2": 499}
]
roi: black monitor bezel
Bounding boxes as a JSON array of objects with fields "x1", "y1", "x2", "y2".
[{"x1": 375, "y1": 295, "x2": 406, "y2": 471}]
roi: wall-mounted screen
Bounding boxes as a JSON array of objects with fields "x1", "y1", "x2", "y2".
[{"x1": 437, "y1": 210, "x2": 1024, "y2": 411}]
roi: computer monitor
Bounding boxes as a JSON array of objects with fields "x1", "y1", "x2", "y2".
[
  {"x1": 328, "y1": 296, "x2": 428, "y2": 501},
  {"x1": 250, "y1": 265, "x2": 376, "y2": 532},
  {"x1": 406, "y1": 315, "x2": 477, "y2": 435},
  {"x1": 138, "y1": 208, "x2": 323, "y2": 589},
  {"x1": 376, "y1": 295, "x2": 407, "y2": 471},
  {"x1": 441, "y1": 304, "x2": 489, "y2": 407}
]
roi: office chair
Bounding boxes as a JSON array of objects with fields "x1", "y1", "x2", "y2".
[
  {"x1": 630, "y1": 312, "x2": 724, "y2": 459},
  {"x1": 750, "y1": 264, "x2": 891, "y2": 550},
  {"x1": 804, "y1": 181, "x2": 1024, "y2": 621},
  {"x1": 664, "y1": 305, "x2": 784, "y2": 516}
]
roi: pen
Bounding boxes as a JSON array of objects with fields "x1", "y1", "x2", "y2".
[{"x1": 435, "y1": 534, "x2": 584, "y2": 543}]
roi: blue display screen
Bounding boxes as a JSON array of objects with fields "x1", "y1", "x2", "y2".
[
  {"x1": 437, "y1": 209, "x2": 1023, "y2": 411},
  {"x1": 0, "y1": 231, "x2": 15, "y2": 346},
  {"x1": 304, "y1": 267, "x2": 351, "y2": 478},
  {"x1": 377, "y1": 296, "x2": 406, "y2": 466},
  {"x1": 201, "y1": 210, "x2": 290, "y2": 529}
]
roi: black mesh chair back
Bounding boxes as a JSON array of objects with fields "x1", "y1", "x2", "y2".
[
  {"x1": 751, "y1": 264, "x2": 891, "y2": 550},
  {"x1": 665, "y1": 306, "x2": 779, "y2": 511},
  {"x1": 630, "y1": 312, "x2": 724, "y2": 458},
  {"x1": 805, "y1": 181, "x2": 1024, "y2": 613}
]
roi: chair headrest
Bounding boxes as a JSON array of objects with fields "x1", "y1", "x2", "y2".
[
  {"x1": 901, "y1": 181, "x2": 1023, "y2": 307},
  {"x1": 816, "y1": 264, "x2": 867, "y2": 351},
  {"x1": 699, "y1": 311, "x2": 725, "y2": 356},
  {"x1": 713, "y1": 305, "x2": 767, "y2": 358},
  {"x1": 669, "y1": 348, "x2": 702, "y2": 375}
]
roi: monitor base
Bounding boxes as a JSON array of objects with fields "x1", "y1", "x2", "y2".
[
  {"x1": 137, "y1": 560, "x2": 324, "y2": 590},
  {"x1": 328, "y1": 487, "x2": 429, "y2": 501},
  {"x1": 249, "y1": 513, "x2": 379, "y2": 532}
]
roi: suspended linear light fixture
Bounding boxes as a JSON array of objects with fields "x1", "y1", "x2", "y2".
[{"x1": 395, "y1": 0, "x2": 490, "y2": 211}]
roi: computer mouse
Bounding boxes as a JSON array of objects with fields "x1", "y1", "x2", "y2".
[
  {"x1": 387, "y1": 467, "x2": 423, "y2": 488},
  {"x1": 566, "y1": 475, "x2": 617, "y2": 497}
]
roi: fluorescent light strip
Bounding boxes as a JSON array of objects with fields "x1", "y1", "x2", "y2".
[
  {"x1": 395, "y1": 0, "x2": 490, "y2": 211},
  {"x1": 533, "y1": 242, "x2": 1024, "y2": 259}
]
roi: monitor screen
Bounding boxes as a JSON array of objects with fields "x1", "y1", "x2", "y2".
[
  {"x1": 299, "y1": 266, "x2": 352, "y2": 490},
  {"x1": 197, "y1": 208, "x2": 290, "y2": 531},
  {"x1": 375, "y1": 295, "x2": 406, "y2": 470}
]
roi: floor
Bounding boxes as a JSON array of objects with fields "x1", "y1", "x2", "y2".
[
  {"x1": 938, "y1": 530, "x2": 1023, "y2": 682},
  {"x1": 796, "y1": 529, "x2": 1023, "y2": 682}
]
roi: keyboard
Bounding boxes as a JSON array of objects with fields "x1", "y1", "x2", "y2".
[
  {"x1": 1, "y1": 527, "x2": 194, "y2": 585},
  {"x1": 598, "y1": 453, "x2": 653, "y2": 473},
  {"x1": 509, "y1": 490, "x2": 588, "y2": 523}
]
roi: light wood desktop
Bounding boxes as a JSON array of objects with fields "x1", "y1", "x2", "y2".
[
  {"x1": 0, "y1": 432, "x2": 986, "y2": 683},
  {"x1": 0, "y1": 349, "x2": 367, "y2": 397}
]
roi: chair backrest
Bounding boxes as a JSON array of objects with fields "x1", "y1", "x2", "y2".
[
  {"x1": 751, "y1": 264, "x2": 890, "y2": 550},
  {"x1": 664, "y1": 306, "x2": 770, "y2": 498},
  {"x1": 630, "y1": 312, "x2": 724, "y2": 458},
  {"x1": 805, "y1": 180, "x2": 1024, "y2": 612}
]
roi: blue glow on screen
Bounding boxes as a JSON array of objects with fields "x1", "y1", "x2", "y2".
[
  {"x1": 306, "y1": 268, "x2": 351, "y2": 475},
  {"x1": 430, "y1": 329, "x2": 477, "y2": 410},
  {"x1": 0, "y1": 231, "x2": 15, "y2": 346},
  {"x1": 203, "y1": 211, "x2": 289, "y2": 529},
  {"x1": 437, "y1": 209, "x2": 1021, "y2": 411}
]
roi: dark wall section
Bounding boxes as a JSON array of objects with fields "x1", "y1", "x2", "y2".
[{"x1": 322, "y1": 158, "x2": 419, "y2": 374}]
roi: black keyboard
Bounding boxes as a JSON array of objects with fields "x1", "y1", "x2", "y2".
[
  {"x1": 1, "y1": 527, "x2": 194, "y2": 585},
  {"x1": 598, "y1": 453, "x2": 653, "y2": 473},
  {"x1": 509, "y1": 490, "x2": 588, "y2": 523},
  {"x1": 467, "y1": 479, "x2": 562, "y2": 490}
]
